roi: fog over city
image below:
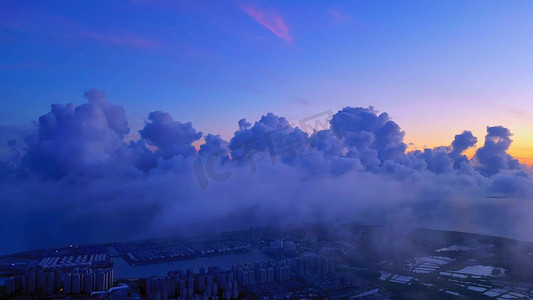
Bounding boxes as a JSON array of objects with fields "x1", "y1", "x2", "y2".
[
  {"x1": 1, "y1": 89, "x2": 531, "y2": 254},
  {"x1": 5, "y1": 2, "x2": 533, "y2": 299}
]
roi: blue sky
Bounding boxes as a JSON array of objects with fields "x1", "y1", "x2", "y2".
[
  {"x1": 3, "y1": 1, "x2": 533, "y2": 253},
  {"x1": 1, "y1": 0, "x2": 533, "y2": 162}
]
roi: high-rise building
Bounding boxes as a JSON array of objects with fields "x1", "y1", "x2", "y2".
[
  {"x1": 63, "y1": 273, "x2": 71, "y2": 294},
  {"x1": 44, "y1": 270, "x2": 55, "y2": 295},
  {"x1": 267, "y1": 267, "x2": 274, "y2": 283},
  {"x1": 54, "y1": 268, "x2": 63, "y2": 289},
  {"x1": 4, "y1": 278, "x2": 15, "y2": 295},
  {"x1": 35, "y1": 267, "x2": 44, "y2": 292},
  {"x1": 96, "y1": 270, "x2": 106, "y2": 291},
  {"x1": 26, "y1": 269, "x2": 36, "y2": 294},
  {"x1": 84, "y1": 272, "x2": 94, "y2": 293},
  {"x1": 71, "y1": 273, "x2": 81, "y2": 294}
]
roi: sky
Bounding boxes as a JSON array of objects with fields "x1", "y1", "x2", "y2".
[
  {"x1": 1, "y1": 1, "x2": 533, "y2": 254},
  {"x1": 1, "y1": 0, "x2": 532, "y2": 164}
]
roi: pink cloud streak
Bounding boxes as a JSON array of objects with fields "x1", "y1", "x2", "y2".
[
  {"x1": 242, "y1": 5, "x2": 292, "y2": 45},
  {"x1": 81, "y1": 30, "x2": 162, "y2": 49},
  {"x1": 0, "y1": 7, "x2": 161, "y2": 50},
  {"x1": 328, "y1": 8, "x2": 352, "y2": 23}
]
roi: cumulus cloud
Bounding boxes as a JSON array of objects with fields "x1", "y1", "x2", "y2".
[
  {"x1": 23, "y1": 89, "x2": 130, "y2": 179},
  {"x1": 140, "y1": 110, "x2": 202, "y2": 159},
  {"x1": 474, "y1": 126, "x2": 521, "y2": 176},
  {"x1": 0, "y1": 90, "x2": 532, "y2": 253}
]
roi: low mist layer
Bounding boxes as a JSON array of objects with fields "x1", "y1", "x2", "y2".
[{"x1": 1, "y1": 89, "x2": 532, "y2": 254}]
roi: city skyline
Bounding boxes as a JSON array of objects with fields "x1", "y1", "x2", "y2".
[{"x1": 1, "y1": 0, "x2": 533, "y2": 266}]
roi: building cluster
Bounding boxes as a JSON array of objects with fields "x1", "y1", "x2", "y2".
[
  {"x1": 143, "y1": 256, "x2": 336, "y2": 300},
  {"x1": 306, "y1": 271, "x2": 362, "y2": 292},
  {"x1": 263, "y1": 240, "x2": 297, "y2": 256},
  {"x1": 116, "y1": 240, "x2": 252, "y2": 265},
  {"x1": 38, "y1": 252, "x2": 109, "y2": 268},
  {"x1": 232, "y1": 260, "x2": 291, "y2": 286},
  {"x1": 123, "y1": 246, "x2": 197, "y2": 263},
  {"x1": 144, "y1": 267, "x2": 239, "y2": 300},
  {"x1": 2, "y1": 266, "x2": 114, "y2": 297},
  {"x1": 63, "y1": 268, "x2": 114, "y2": 294},
  {"x1": 192, "y1": 241, "x2": 250, "y2": 255},
  {"x1": 244, "y1": 256, "x2": 341, "y2": 298},
  {"x1": 285, "y1": 254, "x2": 335, "y2": 278},
  {"x1": 231, "y1": 256, "x2": 337, "y2": 299}
]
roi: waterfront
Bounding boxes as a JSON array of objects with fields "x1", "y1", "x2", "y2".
[{"x1": 111, "y1": 249, "x2": 268, "y2": 279}]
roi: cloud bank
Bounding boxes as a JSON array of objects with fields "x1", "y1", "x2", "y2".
[{"x1": 0, "y1": 89, "x2": 532, "y2": 254}]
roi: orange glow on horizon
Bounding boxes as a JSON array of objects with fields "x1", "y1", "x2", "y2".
[{"x1": 406, "y1": 144, "x2": 533, "y2": 167}]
